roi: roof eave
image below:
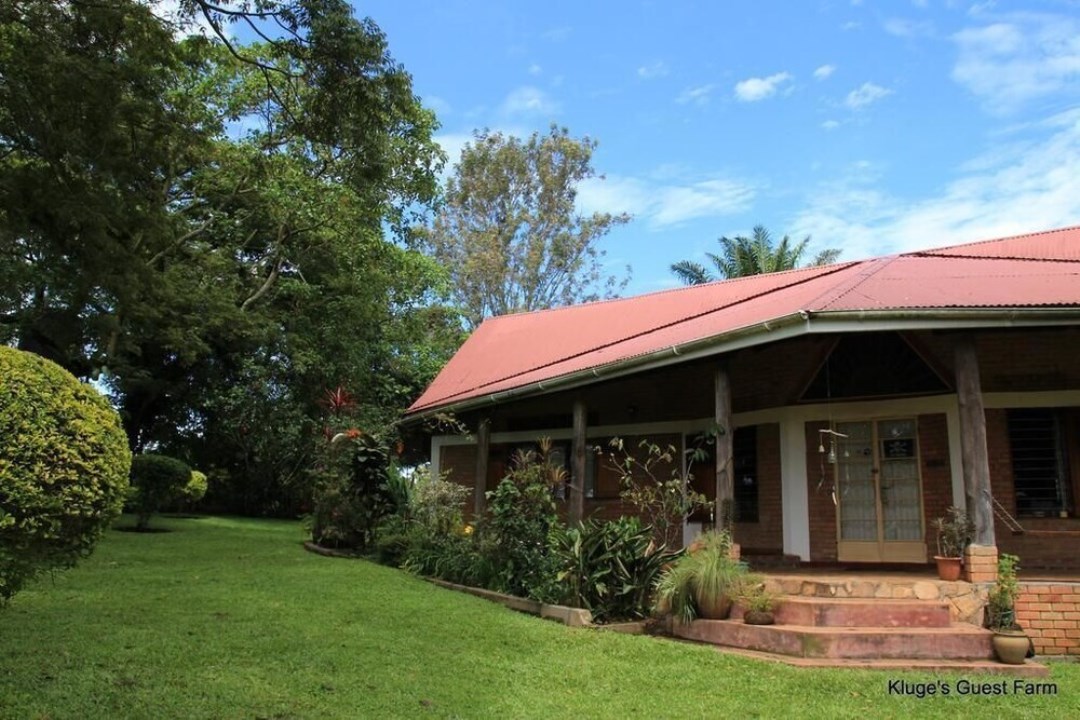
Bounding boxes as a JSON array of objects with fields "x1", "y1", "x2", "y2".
[{"x1": 404, "y1": 305, "x2": 1080, "y2": 422}]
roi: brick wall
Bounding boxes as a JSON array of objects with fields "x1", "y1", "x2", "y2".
[
  {"x1": 734, "y1": 423, "x2": 783, "y2": 552},
  {"x1": 1016, "y1": 582, "x2": 1080, "y2": 656},
  {"x1": 918, "y1": 413, "x2": 953, "y2": 556}
]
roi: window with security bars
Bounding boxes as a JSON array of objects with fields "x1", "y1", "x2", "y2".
[{"x1": 1007, "y1": 409, "x2": 1071, "y2": 517}]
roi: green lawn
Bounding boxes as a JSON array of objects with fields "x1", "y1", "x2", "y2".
[{"x1": 0, "y1": 517, "x2": 1077, "y2": 719}]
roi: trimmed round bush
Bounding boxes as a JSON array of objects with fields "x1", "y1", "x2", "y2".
[
  {"x1": 0, "y1": 346, "x2": 131, "y2": 602},
  {"x1": 130, "y1": 454, "x2": 191, "y2": 529}
]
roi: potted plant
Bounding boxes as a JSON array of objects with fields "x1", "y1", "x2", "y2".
[
  {"x1": 933, "y1": 506, "x2": 974, "y2": 581},
  {"x1": 739, "y1": 578, "x2": 778, "y2": 625},
  {"x1": 987, "y1": 553, "x2": 1030, "y2": 665},
  {"x1": 654, "y1": 530, "x2": 748, "y2": 622}
]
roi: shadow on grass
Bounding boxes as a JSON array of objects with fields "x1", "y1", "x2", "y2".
[{"x1": 112, "y1": 526, "x2": 174, "y2": 534}]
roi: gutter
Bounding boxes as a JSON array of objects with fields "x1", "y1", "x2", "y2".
[{"x1": 406, "y1": 306, "x2": 1080, "y2": 421}]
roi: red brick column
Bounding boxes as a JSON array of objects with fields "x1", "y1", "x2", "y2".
[{"x1": 963, "y1": 544, "x2": 998, "y2": 583}]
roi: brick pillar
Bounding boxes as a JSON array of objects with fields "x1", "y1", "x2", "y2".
[{"x1": 963, "y1": 544, "x2": 998, "y2": 583}]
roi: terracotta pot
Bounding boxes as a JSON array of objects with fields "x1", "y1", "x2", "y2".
[
  {"x1": 992, "y1": 630, "x2": 1030, "y2": 665},
  {"x1": 934, "y1": 555, "x2": 963, "y2": 581},
  {"x1": 744, "y1": 610, "x2": 775, "y2": 625},
  {"x1": 695, "y1": 593, "x2": 733, "y2": 620}
]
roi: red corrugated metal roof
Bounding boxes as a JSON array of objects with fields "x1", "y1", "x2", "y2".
[{"x1": 408, "y1": 226, "x2": 1080, "y2": 414}]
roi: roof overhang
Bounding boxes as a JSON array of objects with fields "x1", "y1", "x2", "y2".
[{"x1": 404, "y1": 306, "x2": 1080, "y2": 421}]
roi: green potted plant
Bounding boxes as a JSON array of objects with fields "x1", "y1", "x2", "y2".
[
  {"x1": 933, "y1": 506, "x2": 974, "y2": 581},
  {"x1": 986, "y1": 553, "x2": 1030, "y2": 664},
  {"x1": 654, "y1": 530, "x2": 748, "y2": 622},
  {"x1": 739, "y1": 578, "x2": 778, "y2": 625}
]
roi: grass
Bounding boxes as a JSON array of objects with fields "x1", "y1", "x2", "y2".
[{"x1": 0, "y1": 517, "x2": 1077, "y2": 719}]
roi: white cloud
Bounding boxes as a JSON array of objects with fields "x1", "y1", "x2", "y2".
[
  {"x1": 883, "y1": 18, "x2": 935, "y2": 38},
  {"x1": 577, "y1": 174, "x2": 756, "y2": 229},
  {"x1": 952, "y1": 15, "x2": 1080, "y2": 114},
  {"x1": 528, "y1": 63, "x2": 542, "y2": 76},
  {"x1": 790, "y1": 109, "x2": 1080, "y2": 258},
  {"x1": 842, "y1": 21, "x2": 862, "y2": 31},
  {"x1": 638, "y1": 61, "x2": 669, "y2": 79},
  {"x1": 433, "y1": 133, "x2": 474, "y2": 171},
  {"x1": 814, "y1": 65, "x2": 836, "y2": 81},
  {"x1": 845, "y1": 82, "x2": 893, "y2": 109},
  {"x1": 734, "y1": 72, "x2": 793, "y2": 102},
  {"x1": 676, "y1": 84, "x2": 718, "y2": 106},
  {"x1": 822, "y1": 120, "x2": 842, "y2": 131},
  {"x1": 500, "y1": 86, "x2": 559, "y2": 116}
]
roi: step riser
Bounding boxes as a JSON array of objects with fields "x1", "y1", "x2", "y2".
[
  {"x1": 675, "y1": 621, "x2": 994, "y2": 660},
  {"x1": 761, "y1": 601, "x2": 951, "y2": 628}
]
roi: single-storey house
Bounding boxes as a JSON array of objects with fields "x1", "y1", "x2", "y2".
[{"x1": 406, "y1": 227, "x2": 1080, "y2": 580}]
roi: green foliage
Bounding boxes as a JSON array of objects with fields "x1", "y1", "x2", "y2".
[
  {"x1": 607, "y1": 437, "x2": 713, "y2": 548},
  {"x1": 550, "y1": 517, "x2": 674, "y2": 622},
  {"x1": 399, "y1": 475, "x2": 486, "y2": 583},
  {"x1": 309, "y1": 432, "x2": 395, "y2": 550},
  {"x1": 130, "y1": 455, "x2": 192, "y2": 530},
  {"x1": 1, "y1": 1, "x2": 459, "y2": 517},
  {"x1": 183, "y1": 471, "x2": 210, "y2": 505},
  {"x1": 739, "y1": 578, "x2": 776, "y2": 613},
  {"x1": 426, "y1": 125, "x2": 631, "y2": 329},
  {"x1": 483, "y1": 442, "x2": 565, "y2": 600},
  {"x1": 933, "y1": 506, "x2": 974, "y2": 558},
  {"x1": 654, "y1": 530, "x2": 749, "y2": 624},
  {"x1": 0, "y1": 346, "x2": 131, "y2": 602},
  {"x1": 987, "y1": 553, "x2": 1021, "y2": 631},
  {"x1": 671, "y1": 225, "x2": 841, "y2": 284}
]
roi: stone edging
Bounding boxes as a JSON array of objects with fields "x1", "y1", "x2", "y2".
[{"x1": 427, "y1": 578, "x2": 593, "y2": 627}]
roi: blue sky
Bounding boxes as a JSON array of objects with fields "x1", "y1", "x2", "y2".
[{"x1": 356, "y1": 0, "x2": 1080, "y2": 295}]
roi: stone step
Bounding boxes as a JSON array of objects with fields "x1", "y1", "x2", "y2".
[
  {"x1": 742, "y1": 552, "x2": 802, "y2": 570},
  {"x1": 763, "y1": 575, "x2": 958, "y2": 600},
  {"x1": 703, "y1": 645, "x2": 1050, "y2": 677},
  {"x1": 731, "y1": 597, "x2": 952, "y2": 628},
  {"x1": 674, "y1": 620, "x2": 995, "y2": 660}
]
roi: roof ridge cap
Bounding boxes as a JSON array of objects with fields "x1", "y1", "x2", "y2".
[
  {"x1": 804, "y1": 256, "x2": 898, "y2": 310},
  {"x1": 908, "y1": 224, "x2": 1080, "y2": 257}
]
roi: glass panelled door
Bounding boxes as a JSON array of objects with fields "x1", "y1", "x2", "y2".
[{"x1": 835, "y1": 419, "x2": 927, "y2": 563}]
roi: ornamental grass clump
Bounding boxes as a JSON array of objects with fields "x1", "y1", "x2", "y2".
[{"x1": 654, "y1": 530, "x2": 749, "y2": 623}]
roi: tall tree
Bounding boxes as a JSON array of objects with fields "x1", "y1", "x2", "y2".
[
  {"x1": 671, "y1": 225, "x2": 841, "y2": 284},
  {"x1": 1, "y1": 1, "x2": 459, "y2": 514},
  {"x1": 426, "y1": 126, "x2": 631, "y2": 330}
]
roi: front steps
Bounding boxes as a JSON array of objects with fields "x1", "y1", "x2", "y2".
[{"x1": 671, "y1": 579, "x2": 1049, "y2": 675}]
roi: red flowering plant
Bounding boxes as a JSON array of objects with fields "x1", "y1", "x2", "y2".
[{"x1": 307, "y1": 386, "x2": 397, "y2": 550}]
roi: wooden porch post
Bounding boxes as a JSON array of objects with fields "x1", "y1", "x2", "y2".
[
  {"x1": 714, "y1": 363, "x2": 734, "y2": 533},
  {"x1": 474, "y1": 418, "x2": 490, "y2": 518},
  {"x1": 570, "y1": 399, "x2": 587, "y2": 527},
  {"x1": 954, "y1": 335, "x2": 996, "y2": 551}
]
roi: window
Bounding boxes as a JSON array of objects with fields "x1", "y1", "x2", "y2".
[
  {"x1": 733, "y1": 427, "x2": 758, "y2": 523},
  {"x1": 1007, "y1": 409, "x2": 1072, "y2": 516},
  {"x1": 686, "y1": 427, "x2": 759, "y2": 523},
  {"x1": 506, "y1": 441, "x2": 600, "y2": 500}
]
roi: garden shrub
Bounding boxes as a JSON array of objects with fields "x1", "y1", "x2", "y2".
[
  {"x1": 310, "y1": 432, "x2": 394, "y2": 550},
  {"x1": 182, "y1": 470, "x2": 209, "y2": 505},
  {"x1": 129, "y1": 454, "x2": 192, "y2": 530},
  {"x1": 483, "y1": 442, "x2": 564, "y2": 600},
  {"x1": 0, "y1": 346, "x2": 131, "y2": 603},
  {"x1": 551, "y1": 516, "x2": 674, "y2": 622}
]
